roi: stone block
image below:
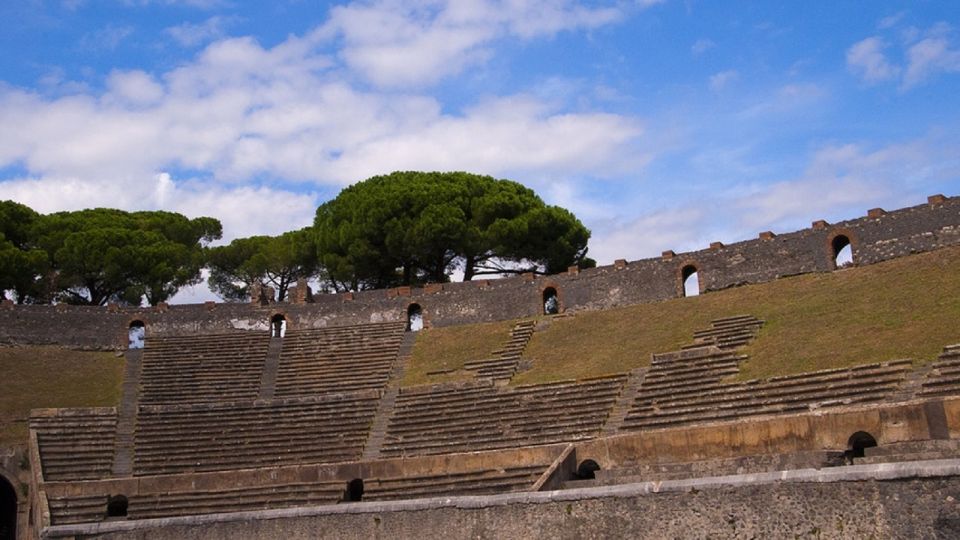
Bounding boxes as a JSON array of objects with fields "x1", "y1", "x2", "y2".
[
  {"x1": 567, "y1": 266, "x2": 580, "y2": 275},
  {"x1": 709, "y1": 242, "x2": 724, "y2": 250},
  {"x1": 758, "y1": 231, "x2": 776, "y2": 240},
  {"x1": 614, "y1": 259, "x2": 627, "y2": 269},
  {"x1": 867, "y1": 208, "x2": 886, "y2": 218},
  {"x1": 928, "y1": 194, "x2": 947, "y2": 205},
  {"x1": 661, "y1": 250, "x2": 675, "y2": 260},
  {"x1": 811, "y1": 220, "x2": 829, "y2": 230}
]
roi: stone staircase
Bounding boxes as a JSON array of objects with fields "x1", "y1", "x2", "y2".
[
  {"x1": 463, "y1": 320, "x2": 536, "y2": 383},
  {"x1": 112, "y1": 348, "x2": 143, "y2": 476},
  {"x1": 600, "y1": 368, "x2": 647, "y2": 436},
  {"x1": 31, "y1": 408, "x2": 118, "y2": 481},
  {"x1": 362, "y1": 331, "x2": 417, "y2": 460},
  {"x1": 257, "y1": 336, "x2": 284, "y2": 399}
]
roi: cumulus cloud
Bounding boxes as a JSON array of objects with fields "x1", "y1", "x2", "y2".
[
  {"x1": 708, "y1": 69, "x2": 738, "y2": 91},
  {"x1": 846, "y1": 37, "x2": 899, "y2": 83},
  {"x1": 0, "y1": 13, "x2": 646, "y2": 242},
  {"x1": 165, "y1": 15, "x2": 237, "y2": 47},
  {"x1": 691, "y1": 38, "x2": 714, "y2": 55},
  {"x1": 847, "y1": 23, "x2": 960, "y2": 89},
  {"x1": 313, "y1": 0, "x2": 622, "y2": 87}
]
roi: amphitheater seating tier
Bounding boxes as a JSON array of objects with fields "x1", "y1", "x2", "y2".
[
  {"x1": 363, "y1": 464, "x2": 548, "y2": 501},
  {"x1": 622, "y1": 358, "x2": 911, "y2": 432},
  {"x1": 30, "y1": 409, "x2": 118, "y2": 482},
  {"x1": 918, "y1": 345, "x2": 960, "y2": 397},
  {"x1": 133, "y1": 392, "x2": 380, "y2": 475},
  {"x1": 273, "y1": 322, "x2": 406, "y2": 397},
  {"x1": 381, "y1": 375, "x2": 627, "y2": 457},
  {"x1": 139, "y1": 332, "x2": 270, "y2": 404}
]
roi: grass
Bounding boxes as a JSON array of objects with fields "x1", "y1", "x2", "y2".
[
  {"x1": 408, "y1": 246, "x2": 960, "y2": 386},
  {"x1": 0, "y1": 346, "x2": 124, "y2": 447},
  {"x1": 402, "y1": 319, "x2": 516, "y2": 386}
]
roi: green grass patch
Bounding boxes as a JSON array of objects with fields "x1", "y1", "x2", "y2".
[
  {"x1": 409, "y1": 246, "x2": 960, "y2": 386},
  {"x1": 0, "y1": 346, "x2": 124, "y2": 447},
  {"x1": 402, "y1": 319, "x2": 516, "y2": 386}
]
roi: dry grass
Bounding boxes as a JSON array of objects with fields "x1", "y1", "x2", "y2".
[
  {"x1": 402, "y1": 319, "x2": 516, "y2": 386},
  {"x1": 0, "y1": 346, "x2": 124, "y2": 447},
  {"x1": 412, "y1": 246, "x2": 960, "y2": 386}
]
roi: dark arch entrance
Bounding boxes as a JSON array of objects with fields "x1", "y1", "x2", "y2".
[
  {"x1": 406, "y1": 304, "x2": 423, "y2": 332},
  {"x1": 0, "y1": 475, "x2": 17, "y2": 540},
  {"x1": 542, "y1": 287, "x2": 559, "y2": 315},
  {"x1": 576, "y1": 459, "x2": 601, "y2": 480},
  {"x1": 106, "y1": 494, "x2": 128, "y2": 518},
  {"x1": 128, "y1": 320, "x2": 145, "y2": 349},
  {"x1": 270, "y1": 314, "x2": 287, "y2": 338},
  {"x1": 831, "y1": 235, "x2": 853, "y2": 268},
  {"x1": 681, "y1": 265, "x2": 700, "y2": 297},
  {"x1": 846, "y1": 431, "x2": 877, "y2": 460},
  {"x1": 345, "y1": 479, "x2": 364, "y2": 502}
]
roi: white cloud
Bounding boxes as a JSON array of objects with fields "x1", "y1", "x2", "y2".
[
  {"x1": 79, "y1": 23, "x2": 135, "y2": 51},
  {"x1": 708, "y1": 69, "x2": 738, "y2": 91},
  {"x1": 313, "y1": 0, "x2": 622, "y2": 87},
  {"x1": 902, "y1": 32, "x2": 960, "y2": 89},
  {"x1": 165, "y1": 15, "x2": 237, "y2": 48},
  {"x1": 847, "y1": 23, "x2": 960, "y2": 89},
  {"x1": 877, "y1": 11, "x2": 906, "y2": 30},
  {"x1": 691, "y1": 38, "x2": 714, "y2": 55},
  {"x1": 846, "y1": 37, "x2": 899, "y2": 83}
]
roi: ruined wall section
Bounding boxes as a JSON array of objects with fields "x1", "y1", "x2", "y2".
[{"x1": 0, "y1": 196, "x2": 957, "y2": 349}]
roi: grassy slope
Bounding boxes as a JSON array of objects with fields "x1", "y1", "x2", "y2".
[
  {"x1": 410, "y1": 246, "x2": 960, "y2": 387},
  {"x1": 0, "y1": 347, "x2": 124, "y2": 447},
  {"x1": 403, "y1": 319, "x2": 516, "y2": 386}
]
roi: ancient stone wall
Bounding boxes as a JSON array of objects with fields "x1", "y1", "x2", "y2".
[
  {"x1": 1, "y1": 195, "x2": 957, "y2": 349},
  {"x1": 44, "y1": 475, "x2": 960, "y2": 539}
]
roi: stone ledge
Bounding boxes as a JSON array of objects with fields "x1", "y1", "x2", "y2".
[{"x1": 41, "y1": 458, "x2": 960, "y2": 537}]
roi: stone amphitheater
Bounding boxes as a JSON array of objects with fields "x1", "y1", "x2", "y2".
[{"x1": 3, "y1": 195, "x2": 960, "y2": 539}]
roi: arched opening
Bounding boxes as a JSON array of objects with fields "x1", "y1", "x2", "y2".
[
  {"x1": 270, "y1": 314, "x2": 287, "y2": 338},
  {"x1": 106, "y1": 494, "x2": 128, "y2": 518},
  {"x1": 844, "y1": 431, "x2": 878, "y2": 464},
  {"x1": 0, "y1": 476, "x2": 16, "y2": 540},
  {"x1": 681, "y1": 265, "x2": 700, "y2": 297},
  {"x1": 542, "y1": 287, "x2": 559, "y2": 315},
  {"x1": 406, "y1": 304, "x2": 423, "y2": 332},
  {"x1": 832, "y1": 235, "x2": 853, "y2": 268},
  {"x1": 127, "y1": 320, "x2": 145, "y2": 349},
  {"x1": 344, "y1": 479, "x2": 364, "y2": 502},
  {"x1": 576, "y1": 459, "x2": 601, "y2": 480}
]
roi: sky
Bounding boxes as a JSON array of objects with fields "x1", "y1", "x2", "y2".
[{"x1": 1, "y1": 1, "x2": 959, "y2": 302}]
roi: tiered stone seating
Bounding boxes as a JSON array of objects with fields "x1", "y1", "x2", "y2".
[
  {"x1": 381, "y1": 375, "x2": 626, "y2": 457},
  {"x1": 273, "y1": 322, "x2": 406, "y2": 398},
  {"x1": 917, "y1": 344, "x2": 960, "y2": 397},
  {"x1": 363, "y1": 464, "x2": 548, "y2": 501},
  {"x1": 30, "y1": 408, "x2": 117, "y2": 481},
  {"x1": 566, "y1": 450, "x2": 838, "y2": 488},
  {"x1": 684, "y1": 315, "x2": 764, "y2": 350},
  {"x1": 854, "y1": 439, "x2": 960, "y2": 465},
  {"x1": 46, "y1": 481, "x2": 346, "y2": 525},
  {"x1": 133, "y1": 392, "x2": 380, "y2": 475},
  {"x1": 622, "y1": 360, "x2": 911, "y2": 431},
  {"x1": 463, "y1": 320, "x2": 536, "y2": 382},
  {"x1": 139, "y1": 332, "x2": 270, "y2": 404}
]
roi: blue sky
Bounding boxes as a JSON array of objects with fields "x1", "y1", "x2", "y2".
[{"x1": 1, "y1": 0, "x2": 959, "y2": 280}]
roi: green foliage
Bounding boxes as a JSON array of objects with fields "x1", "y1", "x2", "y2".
[
  {"x1": 208, "y1": 228, "x2": 318, "y2": 302},
  {"x1": 314, "y1": 171, "x2": 591, "y2": 290},
  {"x1": 0, "y1": 201, "x2": 50, "y2": 303},
  {"x1": 27, "y1": 207, "x2": 222, "y2": 305}
]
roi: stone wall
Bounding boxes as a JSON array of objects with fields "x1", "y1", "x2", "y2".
[
  {"x1": 43, "y1": 473, "x2": 960, "y2": 539},
  {"x1": 1, "y1": 195, "x2": 957, "y2": 349}
]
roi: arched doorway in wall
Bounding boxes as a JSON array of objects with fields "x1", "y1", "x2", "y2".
[
  {"x1": 681, "y1": 265, "x2": 700, "y2": 297},
  {"x1": 831, "y1": 234, "x2": 853, "y2": 268},
  {"x1": 0, "y1": 475, "x2": 17, "y2": 540},
  {"x1": 406, "y1": 304, "x2": 423, "y2": 332},
  {"x1": 106, "y1": 494, "x2": 128, "y2": 518},
  {"x1": 270, "y1": 314, "x2": 287, "y2": 338},
  {"x1": 344, "y1": 479, "x2": 364, "y2": 502},
  {"x1": 128, "y1": 320, "x2": 145, "y2": 349},
  {"x1": 542, "y1": 287, "x2": 559, "y2": 315},
  {"x1": 846, "y1": 431, "x2": 878, "y2": 461},
  {"x1": 576, "y1": 459, "x2": 601, "y2": 480}
]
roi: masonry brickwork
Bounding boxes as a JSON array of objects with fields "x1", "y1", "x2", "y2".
[{"x1": 1, "y1": 195, "x2": 957, "y2": 349}]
